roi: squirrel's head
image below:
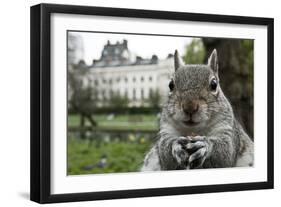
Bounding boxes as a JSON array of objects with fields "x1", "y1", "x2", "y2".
[{"x1": 167, "y1": 49, "x2": 221, "y2": 129}]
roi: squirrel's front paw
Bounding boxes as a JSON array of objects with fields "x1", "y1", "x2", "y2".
[
  {"x1": 186, "y1": 136, "x2": 210, "y2": 169},
  {"x1": 172, "y1": 137, "x2": 190, "y2": 167}
]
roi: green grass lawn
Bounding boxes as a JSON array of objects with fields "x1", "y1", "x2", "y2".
[
  {"x1": 68, "y1": 114, "x2": 159, "y2": 131},
  {"x1": 67, "y1": 113, "x2": 158, "y2": 175},
  {"x1": 67, "y1": 137, "x2": 152, "y2": 175}
]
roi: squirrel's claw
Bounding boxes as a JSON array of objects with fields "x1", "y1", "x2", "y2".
[
  {"x1": 185, "y1": 137, "x2": 209, "y2": 169},
  {"x1": 172, "y1": 137, "x2": 190, "y2": 167}
]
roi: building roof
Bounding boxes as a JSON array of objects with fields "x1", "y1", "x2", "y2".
[{"x1": 91, "y1": 39, "x2": 159, "y2": 68}]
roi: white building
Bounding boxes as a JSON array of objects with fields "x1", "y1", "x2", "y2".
[
  {"x1": 89, "y1": 58, "x2": 173, "y2": 107},
  {"x1": 69, "y1": 40, "x2": 174, "y2": 107},
  {"x1": 68, "y1": 34, "x2": 84, "y2": 65}
]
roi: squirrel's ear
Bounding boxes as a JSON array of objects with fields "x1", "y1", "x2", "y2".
[
  {"x1": 174, "y1": 50, "x2": 184, "y2": 71},
  {"x1": 208, "y1": 49, "x2": 219, "y2": 74}
]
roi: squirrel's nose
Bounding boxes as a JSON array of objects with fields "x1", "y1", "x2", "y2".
[{"x1": 182, "y1": 101, "x2": 199, "y2": 115}]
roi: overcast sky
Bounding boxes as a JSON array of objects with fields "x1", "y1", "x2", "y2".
[{"x1": 69, "y1": 31, "x2": 197, "y2": 65}]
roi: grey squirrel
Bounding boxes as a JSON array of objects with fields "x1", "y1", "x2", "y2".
[{"x1": 141, "y1": 49, "x2": 254, "y2": 171}]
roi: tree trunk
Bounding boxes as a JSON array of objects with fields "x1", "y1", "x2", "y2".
[
  {"x1": 86, "y1": 114, "x2": 97, "y2": 127},
  {"x1": 80, "y1": 114, "x2": 86, "y2": 139},
  {"x1": 203, "y1": 39, "x2": 253, "y2": 138}
]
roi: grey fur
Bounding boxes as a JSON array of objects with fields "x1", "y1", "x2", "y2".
[
  {"x1": 141, "y1": 49, "x2": 254, "y2": 171},
  {"x1": 208, "y1": 49, "x2": 219, "y2": 75},
  {"x1": 174, "y1": 50, "x2": 184, "y2": 71}
]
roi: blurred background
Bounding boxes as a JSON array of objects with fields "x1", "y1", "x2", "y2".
[{"x1": 67, "y1": 32, "x2": 253, "y2": 175}]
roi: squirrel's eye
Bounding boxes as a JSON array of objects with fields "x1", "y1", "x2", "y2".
[
  {"x1": 169, "y1": 80, "x2": 175, "y2": 91},
  {"x1": 210, "y1": 78, "x2": 217, "y2": 91}
]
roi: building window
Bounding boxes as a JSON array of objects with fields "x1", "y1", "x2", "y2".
[
  {"x1": 109, "y1": 79, "x2": 112, "y2": 85},
  {"x1": 88, "y1": 79, "x2": 92, "y2": 86},
  {"x1": 124, "y1": 77, "x2": 128, "y2": 83},
  {"x1": 141, "y1": 88, "x2": 144, "y2": 99},
  {"x1": 93, "y1": 90, "x2": 99, "y2": 100},
  {"x1": 102, "y1": 90, "x2": 106, "y2": 100},
  {"x1": 110, "y1": 89, "x2": 114, "y2": 97},
  {"x1": 94, "y1": 79, "x2": 99, "y2": 86},
  {"x1": 116, "y1": 77, "x2": 120, "y2": 83},
  {"x1": 124, "y1": 89, "x2": 128, "y2": 98},
  {"x1": 149, "y1": 76, "x2": 153, "y2": 82},
  {"x1": 149, "y1": 88, "x2": 153, "y2": 97},
  {"x1": 103, "y1": 79, "x2": 106, "y2": 84},
  {"x1": 133, "y1": 77, "x2": 136, "y2": 82},
  {"x1": 133, "y1": 89, "x2": 136, "y2": 100},
  {"x1": 141, "y1": 76, "x2": 144, "y2": 82}
]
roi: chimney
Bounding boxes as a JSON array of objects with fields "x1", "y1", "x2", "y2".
[{"x1": 123, "y1": 39, "x2": 128, "y2": 48}]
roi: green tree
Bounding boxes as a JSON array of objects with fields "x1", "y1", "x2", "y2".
[
  {"x1": 202, "y1": 38, "x2": 254, "y2": 138},
  {"x1": 148, "y1": 89, "x2": 161, "y2": 109},
  {"x1": 108, "y1": 92, "x2": 129, "y2": 109},
  {"x1": 184, "y1": 39, "x2": 206, "y2": 64},
  {"x1": 68, "y1": 68, "x2": 98, "y2": 139},
  {"x1": 242, "y1": 40, "x2": 254, "y2": 87}
]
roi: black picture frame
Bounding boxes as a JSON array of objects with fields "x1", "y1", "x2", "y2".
[{"x1": 30, "y1": 3, "x2": 274, "y2": 204}]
